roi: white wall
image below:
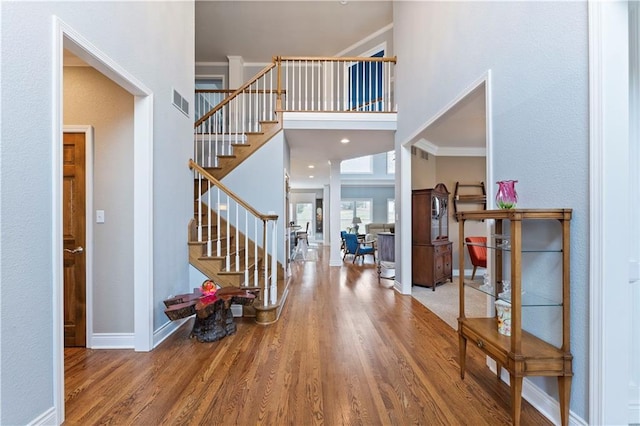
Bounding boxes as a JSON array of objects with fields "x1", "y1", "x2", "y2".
[
  {"x1": 222, "y1": 132, "x2": 287, "y2": 263},
  {"x1": 394, "y1": 1, "x2": 589, "y2": 421},
  {"x1": 0, "y1": 2, "x2": 194, "y2": 424}
]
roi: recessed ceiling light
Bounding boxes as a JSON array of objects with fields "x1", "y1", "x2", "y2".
[
  {"x1": 341, "y1": 138, "x2": 350, "y2": 144},
  {"x1": 339, "y1": 0, "x2": 348, "y2": 4},
  {"x1": 308, "y1": 164, "x2": 315, "y2": 169},
  {"x1": 309, "y1": 175, "x2": 314, "y2": 179}
]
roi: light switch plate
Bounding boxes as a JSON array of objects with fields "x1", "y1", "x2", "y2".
[{"x1": 96, "y1": 210, "x2": 105, "y2": 223}]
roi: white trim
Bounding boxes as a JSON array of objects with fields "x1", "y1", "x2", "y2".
[
  {"x1": 52, "y1": 17, "x2": 65, "y2": 426},
  {"x1": 133, "y1": 93, "x2": 154, "y2": 352},
  {"x1": 357, "y1": 42, "x2": 387, "y2": 60},
  {"x1": 26, "y1": 407, "x2": 56, "y2": 426},
  {"x1": 282, "y1": 111, "x2": 397, "y2": 131},
  {"x1": 335, "y1": 23, "x2": 394, "y2": 57},
  {"x1": 403, "y1": 72, "x2": 490, "y2": 147},
  {"x1": 90, "y1": 333, "x2": 135, "y2": 349},
  {"x1": 153, "y1": 317, "x2": 191, "y2": 348},
  {"x1": 414, "y1": 138, "x2": 486, "y2": 158},
  {"x1": 493, "y1": 369, "x2": 587, "y2": 426},
  {"x1": 399, "y1": 71, "x2": 492, "y2": 300},
  {"x1": 588, "y1": 2, "x2": 631, "y2": 424},
  {"x1": 63, "y1": 125, "x2": 95, "y2": 349},
  {"x1": 195, "y1": 61, "x2": 228, "y2": 67},
  {"x1": 629, "y1": 1, "x2": 640, "y2": 422},
  {"x1": 398, "y1": 143, "x2": 412, "y2": 295},
  {"x1": 54, "y1": 16, "x2": 155, "y2": 423}
]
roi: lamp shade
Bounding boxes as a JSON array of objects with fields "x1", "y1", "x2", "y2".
[{"x1": 352, "y1": 217, "x2": 362, "y2": 224}]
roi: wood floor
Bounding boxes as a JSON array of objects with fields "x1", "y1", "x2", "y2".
[{"x1": 64, "y1": 246, "x2": 552, "y2": 425}]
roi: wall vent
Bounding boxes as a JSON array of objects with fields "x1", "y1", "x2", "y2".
[
  {"x1": 172, "y1": 88, "x2": 189, "y2": 117},
  {"x1": 411, "y1": 146, "x2": 429, "y2": 160}
]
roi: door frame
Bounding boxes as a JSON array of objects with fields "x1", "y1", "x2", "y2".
[
  {"x1": 53, "y1": 17, "x2": 154, "y2": 424},
  {"x1": 588, "y1": 2, "x2": 632, "y2": 424},
  {"x1": 63, "y1": 126, "x2": 94, "y2": 349}
]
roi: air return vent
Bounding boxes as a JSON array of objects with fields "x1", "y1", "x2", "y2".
[
  {"x1": 411, "y1": 146, "x2": 429, "y2": 160},
  {"x1": 172, "y1": 88, "x2": 189, "y2": 117}
]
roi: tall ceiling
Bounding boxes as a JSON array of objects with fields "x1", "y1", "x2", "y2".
[
  {"x1": 194, "y1": 1, "x2": 485, "y2": 187},
  {"x1": 195, "y1": 1, "x2": 393, "y2": 64}
]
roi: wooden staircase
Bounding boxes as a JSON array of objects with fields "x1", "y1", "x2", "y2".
[
  {"x1": 201, "y1": 119, "x2": 282, "y2": 181},
  {"x1": 190, "y1": 116, "x2": 289, "y2": 324}
]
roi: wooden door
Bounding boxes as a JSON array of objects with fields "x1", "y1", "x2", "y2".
[{"x1": 63, "y1": 132, "x2": 86, "y2": 347}]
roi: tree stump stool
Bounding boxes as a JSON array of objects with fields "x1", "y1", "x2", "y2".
[{"x1": 163, "y1": 286, "x2": 257, "y2": 343}]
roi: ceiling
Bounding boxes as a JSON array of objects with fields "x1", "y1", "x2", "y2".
[
  {"x1": 67, "y1": 1, "x2": 486, "y2": 189},
  {"x1": 195, "y1": 1, "x2": 394, "y2": 64},
  {"x1": 195, "y1": 1, "x2": 486, "y2": 188}
]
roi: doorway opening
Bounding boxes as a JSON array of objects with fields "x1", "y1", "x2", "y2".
[
  {"x1": 404, "y1": 72, "x2": 492, "y2": 328},
  {"x1": 54, "y1": 17, "x2": 154, "y2": 424}
]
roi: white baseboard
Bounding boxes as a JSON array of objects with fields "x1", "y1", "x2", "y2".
[
  {"x1": 487, "y1": 362, "x2": 587, "y2": 425},
  {"x1": 629, "y1": 401, "x2": 640, "y2": 424},
  {"x1": 153, "y1": 317, "x2": 191, "y2": 348},
  {"x1": 90, "y1": 332, "x2": 134, "y2": 349},
  {"x1": 27, "y1": 406, "x2": 56, "y2": 426}
]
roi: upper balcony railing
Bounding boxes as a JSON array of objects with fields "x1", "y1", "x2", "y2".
[
  {"x1": 195, "y1": 56, "x2": 396, "y2": 126},
  {"x1": 193, "y1": 56, "x2": 396, "y2": 169}
]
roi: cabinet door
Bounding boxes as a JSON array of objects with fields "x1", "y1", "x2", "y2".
[
  {"x1": 412, "y1": 245, "x2": 435, "y2": 285},
  {"x1": 434, "y1": 254, "x2": 444, "y2": 281},
  {"x1": 412, "y1": 191, "x2": 432, "y2": 244}
]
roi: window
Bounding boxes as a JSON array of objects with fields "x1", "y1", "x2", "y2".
[
  {"x1": 195, "y1": 76, "x2": 224, "y2": 126},
  {"x1": 387, "y1": 199, "x2": 395, "y2": 224},
  {"x1": 340, "y1": 199, "x2": 372, "y2": 230},
  {"x1": 295, "y1": 202, "x2": 313, "y2": 230},
  {"x1": 341, "y1": 156, "x2": 373, "y2": 174},
  {"x1": 387, "y1": 150, "x2": 395, "y2": 174},
  {"x1": 349, "y1": 49, "x2": 384, "y2": 111}
]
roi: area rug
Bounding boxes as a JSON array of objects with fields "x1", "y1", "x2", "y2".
[{"x1": 412, "y1": 277, "x2": 490, "y2": 330}]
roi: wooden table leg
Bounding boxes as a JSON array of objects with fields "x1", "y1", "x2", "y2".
[
  {"x1": 558, "y1": 375, "x2": 572, "y2": 426},
  {"x1": 459, "y1": 333, "x2": 467, "y2": 379},
  {"x1": 510, "y1": 373, "x2": 523, "y2": 426}
]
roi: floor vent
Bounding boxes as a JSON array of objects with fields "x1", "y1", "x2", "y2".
[{"x1": 172, "y1": 88, "x2": 189, "y2": 117}]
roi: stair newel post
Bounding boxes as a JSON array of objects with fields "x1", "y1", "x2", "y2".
[
  {"x1": 270, "y1": 218, "x2": 278, "y2": 305},
  {"x1": 275, "y1": 56, "x2": 283, "y2": 111},
  {"x1": 206, "y1": 179, "x2": 212, "y2": 256},
  {"x1": 197, "y1": 172, "x2": 203, "y2": 242},
  {"x1": 216, "y1": 188, "x2": 221, "y2": 257},
  {"x1": 254, "y1": 217, "x2": 259, "y2": 289},
  {"x1": 226, "y1": 193, "x2": 231, "y2": 271},
  {"x1": 244, "y1": 210, "x2": 249, "y2": 285},
  {"x1": 235, "y1": 201, "x2": 240, "y2": 271},
  {"x1": 262, "y1": 220, "x2": 268, "y2": 307}
]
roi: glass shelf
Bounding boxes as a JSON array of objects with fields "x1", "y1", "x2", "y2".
[
  {"x1": 464, "y1": 281, "x2": 563, "y2": 307},
  {"x1": 464, "y1": 242, "x2": 562, "y2": 253}
]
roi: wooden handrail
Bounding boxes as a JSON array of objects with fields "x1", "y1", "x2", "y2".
[
  {"x1": 196, "y1": 89, "x2": 284, "y2": 95},
  {"x1": 195, "y1": 89, "x2": 236, "y2": 94},
  {"x1": 350, "y1": 96, "x2": 385, "y2": 111},
  {"x1": 278, "y1": 55, "x2": 397, "y2": 63},
  {"x1": 189, "y1": 160, "x2": 278, "y2": 222},
  {"x1": 194, "y1": 62, "x2": 277, "y2": 128}
]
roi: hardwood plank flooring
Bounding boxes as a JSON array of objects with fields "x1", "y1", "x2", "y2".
[{"x1": 64, "y1": 246, "x2": 552, "y2": 425}]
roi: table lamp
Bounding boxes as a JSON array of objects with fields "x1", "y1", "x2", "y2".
[{"x1": 352, "y1": 217, "x2": 362, "y2": 234}]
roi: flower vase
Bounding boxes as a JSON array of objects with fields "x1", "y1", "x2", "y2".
[{"x1": 496, "y1": 180, "x2": 518, "y2": 209}]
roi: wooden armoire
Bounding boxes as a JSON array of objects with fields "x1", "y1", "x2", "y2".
[{"x1": 412, "y1": 183, "x2": 452, "y2": 291}]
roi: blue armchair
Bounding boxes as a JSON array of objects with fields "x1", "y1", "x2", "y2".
[{"x1": 342, "y1": 233, "x2": 376, "y2": 264}]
